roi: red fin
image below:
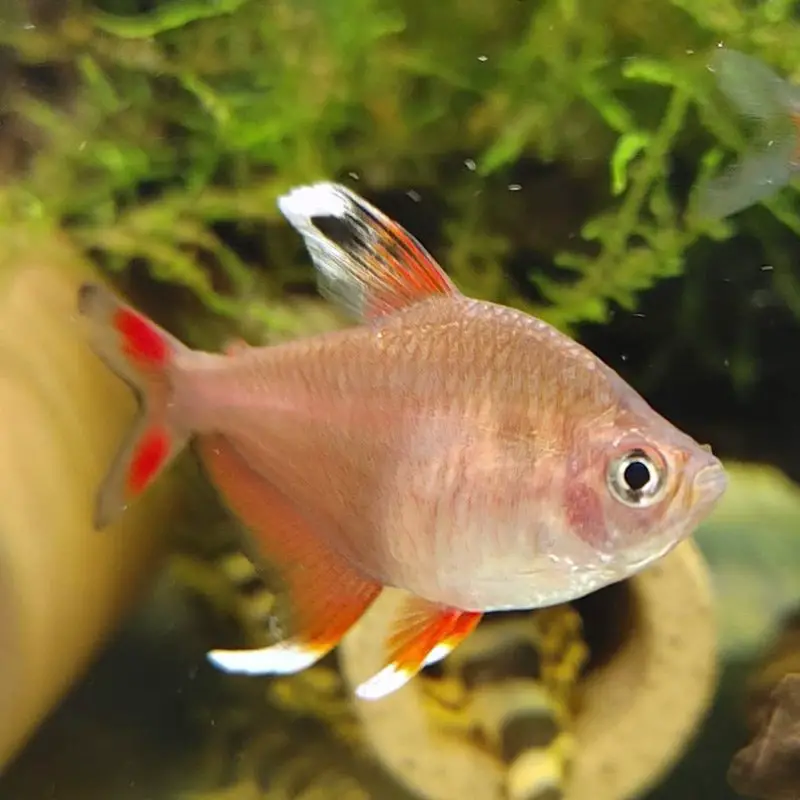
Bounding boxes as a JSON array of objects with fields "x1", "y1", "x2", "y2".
[
  {"x1": 114, "y1": 306, "x2": 169, "y2": 367},
  {"x1": 355, "y1": 597, "x2": 482, "y2": 700},
  {"x1": 278, "y1": 182, "x2": 459, "y2": 322},
  {"x1": 77, "y1": 282, "x2": 192, "y2": 529},
  {"x1": 128, "y1": 425, "x2": 171, "y2": 494},
  {"x1": 197, "y1": 433, "x2": 382, "y2": 676}
]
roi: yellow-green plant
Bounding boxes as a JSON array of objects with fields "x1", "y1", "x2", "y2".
[{"x1": 2, "y1": 0, "x2": 800, "y2": 345}]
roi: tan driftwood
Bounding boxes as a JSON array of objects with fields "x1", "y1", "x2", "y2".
[{"x1": 340, "y1": 540, "x2": 716, "y2": 800}]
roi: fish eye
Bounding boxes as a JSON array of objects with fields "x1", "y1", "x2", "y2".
[{"x1": 607, "y1": 448, "x2": 666, "y2": 508}]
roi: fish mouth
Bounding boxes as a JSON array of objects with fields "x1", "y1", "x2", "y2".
[{"x1": 692, "y1": 461, "x2": 728, "y2": 508}]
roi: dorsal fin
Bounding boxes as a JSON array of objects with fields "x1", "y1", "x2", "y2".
[{"x1": 278, "y1": 182, "x2": 460, "y2": 322}]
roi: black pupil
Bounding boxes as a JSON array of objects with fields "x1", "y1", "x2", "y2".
[{"x1": 623, "y1": 460, "x2": 651, "y2": 492}]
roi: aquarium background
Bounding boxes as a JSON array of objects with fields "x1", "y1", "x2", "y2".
[{"x1": 2, "y1": 1, "x2": 800, "y2": 798}]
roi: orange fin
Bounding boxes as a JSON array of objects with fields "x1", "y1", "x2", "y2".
[
  {"x1": 197, "y1": 433, "x2": 382, "y2": 676},
  {"x1": 355, "y1": 597, "x2": 483, "y2": 700},
  {"x1": 697, "y1": 48, "x2": 800, "y2": 219},
  {"x1": 278, "y1": 182, "x2": 460, "y2": 322},
  {"x1": 77, "y1": 283, "x2": 192, "y2": 529}
]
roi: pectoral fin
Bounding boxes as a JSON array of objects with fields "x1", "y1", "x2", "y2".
[
  {"x1": 356, "y1": 596, "x2": 483, "y2": 700},
  {"x1": 197, "y1": 433, "x2": 381, "y2": 676}
]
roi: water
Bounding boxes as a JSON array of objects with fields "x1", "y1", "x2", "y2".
[{"x1": 2, "y1": 1, "x2": 800, "y2": 798}]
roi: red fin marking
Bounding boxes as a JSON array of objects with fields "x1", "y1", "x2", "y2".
[
  {"x1": 77, "y1": 282, "x2": 193, "y2": 529},
  {"x1": 128, "y1": 425, "x2": 171, "y2": 494},
  {"x1": 198, "y1": 434, "x2": 382, "y2": 677},
  {"x1": 113, "y1": 307, "x2": 169, "y2": 367},
  {"x1": 364, "y1": 217, "x2": 456, "y2": 317},
  {"x1": 277, "y1": 182, "x2": 459, "y2": 323},
  {"x1": 356, "y1": 597, "x2": 483, "y2": 700},
  {"x1": 382, "y1": 218, "x2": 454, "y2": 296}
]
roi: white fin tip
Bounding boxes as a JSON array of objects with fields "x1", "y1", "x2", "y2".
[
  {"x1": 278, "y1": 183, "x2": 349, "y2": 224},
  {"x1": 355, "y1": 664, "x2": 414, "y2": 701},
  {"x1": 421, "y1": 642, "x2": 453, "y2": 668},
  {"x1": 207, "y1": 643, "x2": 320, "y2": 676}
]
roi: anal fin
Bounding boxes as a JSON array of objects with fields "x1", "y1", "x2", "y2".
[
  {"x1": 197, "y1": 433, "x2": 381, "y2": 676},
  {"x1": 356, "y1": 597, "x2": 483, "y2": 700}
]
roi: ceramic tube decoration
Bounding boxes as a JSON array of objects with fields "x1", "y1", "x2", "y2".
[
  {"x1": 0, "y1": 237, "x2": 179, "y2": 769},
  {"x1": 339, "y1": 540, "x2": 717, "y2": 800}
]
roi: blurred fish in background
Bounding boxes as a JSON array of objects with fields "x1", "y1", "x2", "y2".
[{"x1": 697, "y1": 47, "x2": 800, "y2": 220}]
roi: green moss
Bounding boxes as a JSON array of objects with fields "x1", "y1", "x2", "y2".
[{"x1": 2, "y1": 0, "x2": 800, "y2": 342}]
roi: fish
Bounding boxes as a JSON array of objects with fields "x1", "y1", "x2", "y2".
[
  {"x1": 77, "y1": 181, "x2": 727, "y2": 701},
  {"x1": 697, "y1": 46, "x2": 800, "y2": 219}
]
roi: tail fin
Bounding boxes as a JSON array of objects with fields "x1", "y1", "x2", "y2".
[{"x1": 77, "y1": 282, "x2": 192, "y2": 530}]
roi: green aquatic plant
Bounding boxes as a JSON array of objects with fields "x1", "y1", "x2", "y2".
[{"x1": 2, "y1": 0, "x2": 800, "y2": 343}]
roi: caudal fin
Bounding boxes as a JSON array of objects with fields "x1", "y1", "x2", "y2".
[{"x1": 77, "y1": 282, "x2": 192, "y2": 530}]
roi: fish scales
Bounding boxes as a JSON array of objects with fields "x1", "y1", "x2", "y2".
[
  {"x1": 176, "y1": 298, "x2": 615, "y2": 605},
  {"x1": 77, "y1": 181, "x2": 727, "y2": 700}
]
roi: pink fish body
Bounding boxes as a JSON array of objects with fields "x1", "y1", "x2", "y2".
[{"x1": 79, "y1": 182, "x2": 726, "y2": 700}]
